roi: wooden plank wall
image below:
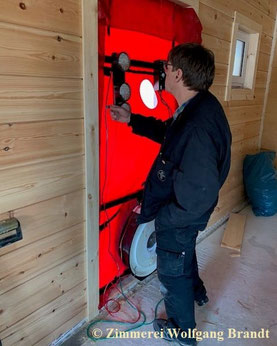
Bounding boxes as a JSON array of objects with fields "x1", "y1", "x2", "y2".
[
  {"x1": 260, "y1": 15, "x2": 277, "y2": 163},
  {"x1": 195, "y1": 0, "x2": 277, "y2": 226},
  {"x1": 0, "y1": 1, "x2": 88, "y2": 345},
  {"x1": 0, "y1": 0, "x2": 276, "y2": 345}
]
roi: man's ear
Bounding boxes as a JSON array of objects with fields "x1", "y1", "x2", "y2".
[{"x1": 175, "y1": 68, "x2": 183, "y2": 82}]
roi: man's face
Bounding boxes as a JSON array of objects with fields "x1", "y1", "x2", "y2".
[{"x1": 163, "y1": 60, "x2": 175, "y2": 93}]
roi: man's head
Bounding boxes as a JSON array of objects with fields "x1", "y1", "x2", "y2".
[{"x1": 164, "y1": 43, "x2": 215, "y2": 93}]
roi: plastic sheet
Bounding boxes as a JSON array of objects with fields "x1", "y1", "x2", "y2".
[{"x1": 243, "y1": 151, "x2": 277, "y2": 216}]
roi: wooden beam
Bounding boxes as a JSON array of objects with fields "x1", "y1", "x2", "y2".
[
  {"x1": 225, "y1": 19, "x2": 238, "y2": 101},
  {"x1": 259, "y1": 11, "x2": 277, "y2": 149},
  {"x1": 82, "y1": 0, "x2": 99, "y2": 320},
  {"x1": 221, "y1": 213, "x2": 247, "y2": 252}
]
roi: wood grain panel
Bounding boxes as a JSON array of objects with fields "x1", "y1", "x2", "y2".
[
  {"x1": 0, "y1": 76, "x2": 83, "y2": 123},
  {"x1": 204, "y1": 26, "x2": 272, "y2": 57},
  {"x1": 261, "y1": 123, "x2": 277, "y2": 150},
  {"x1": 35, "y1": 309, "x2": 86, "y2": 346},
  {"x1": 257, "y1": 52, "x2": 271, "y2": 72},
  {"x1": 231, "y1": 120, "x2": 261, "y2": 142},
  {"x1": 221, "y1": 213, "x2": 247, "y2": 252},
  {"x1": 0, "y1": 22, "x2": 82, "y2": 78},
  {"x1": 1, "y1": 281, "x2": 86, "y2": 346},
  {"x1": 208, "y1": 197, "x2": 245, "y2": 226},
  {"x1": 202, "y1": 33, "x2": 230, "y2": 64},
  {"x1": 225, "y1": 105, "x2": 262, "y2": 125},
  {"x1": 255, "y1": 70, "x2": 268, "y2": 88},
  {"x1": 227, "y1": 87, "x2": 266, "y2": 107},
  {"x1": 245, "y1": 0, "x2": 271, "y2": 17},
  {"x1": 263, "y1": 98, "x2": 277, "y2": 113},
  {"x1": 0, "y1": 0, "x2": 82, "y2": 36},
  {"x1": 0, "y1": 189, "x2": 85, "y2": 256},
  {"x1": 214, "y1": 63, "x2": 228, "y2": 86},
  {"x1": 209, "y1": 184, "x2": 245, "y2": 225},
  {"x1": 218, "y1": 184, "x2": 245, "y2": 211},
  {"x1": 0, "y1": 155, "x2": 85, "y2": 214},
  {"x1": 209, "y1": 84, "x2": 226, "y2": 102},
  {"x1": 200, "y1": 0, "x2": 275, "y2": 37},
  {"x1": 82, "y1": 0, "x2": 99, "y2": 321},
  {"x1": 262, "y1": 113, "x2": 277, "y2": 127},
  {"x1": 262, "y1": 108, "x2": 277, "y2": 125},
  {"x1": 220, "y1": 158, "x2": 244, "y2": 196},
  {"x1": 260, "y1": 32, "x2": 273, "y2": 55},
  {"x1": 199, "y1": 3, "x2": 232, "y2": 42},
  {"x1": 0, "y1": 253, "x2": 85, "y2": 332},
  {"x1": 220, "y1": 135, "x2": 260, "y2": 196},
  {"x1": 0, "y1": 119, "x2": 84, "y2": 170},
  {"x1": 269, "y1": 0, "x2": 277, "y2": 19},
  {"x1": 220, "y1": 170, "x2": 243, "y2": 196},
  {"x1": 0, "y1": 222, "x2": 85, "y2": 295},
  {"x1": 261, "y1": 40, "x2": 277, "y2": 154},
  {"x1": 231, "y1": 137, "x2": 256, "y2": 158},
  {"x1": 243, "y1": 136, "x2": 260, "y2": 153},
  {"x1": 230, "y1": 137, "x2": 259, "y2": 169},
  {"x1": 201, "y1": 86, "x2": 265, "y2": 107}
]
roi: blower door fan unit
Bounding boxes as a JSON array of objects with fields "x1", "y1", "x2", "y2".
[{"x1": 120, "y1": 211, "x2": 157, "y2": 278}]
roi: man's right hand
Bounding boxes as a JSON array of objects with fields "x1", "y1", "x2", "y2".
[{"x1": 109, "y1": 105, "x2": 131, "y2": 123}]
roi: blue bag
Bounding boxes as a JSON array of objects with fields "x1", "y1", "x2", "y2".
[{"x1": 243, "y1": 151, "x2": 277, "y2": 216}]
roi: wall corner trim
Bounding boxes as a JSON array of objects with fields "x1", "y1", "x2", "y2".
[{"x1": 82, "y1": 0, "x2": 100, "y2": 321}]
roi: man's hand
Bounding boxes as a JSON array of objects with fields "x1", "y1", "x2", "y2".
[{"x1": 109, "y1": 105, "x2": 131, "y2": 123}]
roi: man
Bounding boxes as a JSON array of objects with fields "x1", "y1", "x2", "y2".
[{"x1": 110, "y1": 43, "x2": 232, "y2": 345}]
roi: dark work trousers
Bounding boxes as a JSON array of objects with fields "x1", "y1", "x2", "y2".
[{"x1": 155, "y1": 217, "x2": 207, "y2": 333}]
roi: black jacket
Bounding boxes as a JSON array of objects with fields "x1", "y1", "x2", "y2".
[{"x1": 128, "y1": 91, "x2": 232, "y2": 229}]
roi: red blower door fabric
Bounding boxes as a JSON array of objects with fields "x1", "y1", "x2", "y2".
[{"x1": 98, "y1": 0, "x2": 202, "y2": 289}]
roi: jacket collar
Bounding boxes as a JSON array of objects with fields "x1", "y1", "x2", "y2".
[{"x1": 169, "y1": 91, "x2": 208, "y2": 131}]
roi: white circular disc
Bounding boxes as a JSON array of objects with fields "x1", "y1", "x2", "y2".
[
  {"x1": 129, "y1": 220, "x2": 157, "y2": 277},
  {"x1": 139, "y1": 79, "x2": 158, "y2": 109}
]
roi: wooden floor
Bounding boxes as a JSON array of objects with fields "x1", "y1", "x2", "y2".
[{"x1": 60, "y1": 206, "x2": 277, "y2": 346}]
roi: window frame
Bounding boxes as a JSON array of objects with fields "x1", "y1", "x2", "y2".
[{"x1": 225, "y1": 11, "x2": 262, "y2": 101}]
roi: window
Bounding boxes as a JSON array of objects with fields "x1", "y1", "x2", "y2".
[
  {"x1": 232, "y1": 31, "x2": 249, "y2": 87},
  {"x1": 225, "y1": 12, "x2": 262, "y2": 101}
]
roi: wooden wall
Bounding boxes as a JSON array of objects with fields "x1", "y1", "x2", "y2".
[
  {"x1": 0, "y1": 1, "x2": 87, "y2": 345},
  {"x1": 196, "y1": 0, "x2": 277, "y2": 226},
  {"x1": 0, "y1": 0, "x2": 276, "y2": 345},
  {"x1": 260, "y1": 18, "x2": 277, "y2": 164}
]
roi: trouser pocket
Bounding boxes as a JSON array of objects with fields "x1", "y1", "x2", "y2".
[
  {"x1": 156, "y1": 247, "x2": 185, "y2": 277},
  {"x1": 156, "y1": 246, "x2": 195, "y2": 277}
]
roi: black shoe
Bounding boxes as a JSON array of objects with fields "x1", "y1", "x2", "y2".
[
  {"x1": 153, "y1": 319, "x2": 197, "y2": 345},
  {"x1": 195, "y1": 295, "x2": 209, "y2": 307}
]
